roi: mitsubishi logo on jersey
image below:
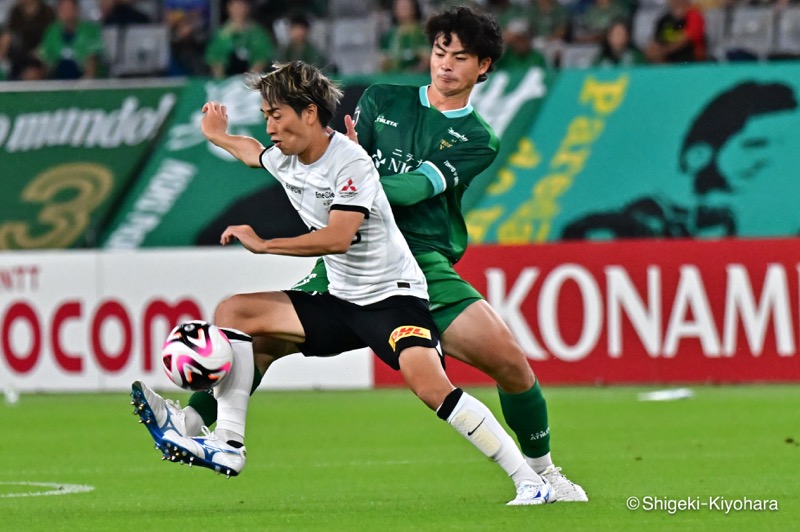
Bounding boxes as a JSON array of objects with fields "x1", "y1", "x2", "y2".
[{"x1": 340, "y1": 178, "x2": 358, "y2": 198}]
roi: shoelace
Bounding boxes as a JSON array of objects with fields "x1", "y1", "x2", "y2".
[
  {"x1": 198, "y1": 425, "x2": 218, "y2": 441},
  {"x1": 165, "y1": 399, "x2": 184, "y2": 418},
  {"x1": 542, "y1": 467, "x2": 579, "y2": 493}
]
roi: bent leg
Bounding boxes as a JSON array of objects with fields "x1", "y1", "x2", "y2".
[
  {"x1": 397, "y1": 346, "x2": 541, "y2": 491},
  {"x1": 441, "y1": 300, "x2": 550, "y2": 463}
]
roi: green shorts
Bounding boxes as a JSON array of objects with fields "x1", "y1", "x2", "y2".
[{"x1": 291, "y1": 252, "x2": 483, "y2": 334}]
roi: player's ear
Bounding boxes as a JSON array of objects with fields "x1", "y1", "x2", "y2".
[
  {"x1": 304, "y1": 104, "x2": 318, "y2": 125},
  {"x1": 681, "y1": 142, "x2": 713, "y2": 174},
  {"x1": 478, "y1": 57, "x2": 492, "y2": 76}
]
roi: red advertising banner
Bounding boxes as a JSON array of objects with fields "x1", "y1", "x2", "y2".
[{"x1": 374, "y1": 238, "x2": 800, "y2": 386}]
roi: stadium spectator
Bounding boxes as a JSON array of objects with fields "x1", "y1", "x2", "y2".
[
  {"x1": 526, "y1": 0, "x2": 569, "y2": 43},
  {"x1": 38, "y1": 0, "x2": 105, "y2": 79},
  {"x1": 205, "y1": 0, "x2": 275, "y2": 79},
  {"x1": 136, "y1": 60, "x2": 555, "y2": 506},
  {"x1": 379, "y1": 0, "x2": 429, "y2": 73},
  {"x1": 593, "y1": 17, "x2": 646, "y2": 66},
  {"x1": 572, "y1": 0, "x2": 629, "y2": 44},
  {"x1": 275, "y1": 12, "x2": 327, "y2": 70},
  {"x1": 645, "y1": 0, "x2": 706, "y2": 63},
  {"x1": 495, "y1": 18, "x2": 547, "y2": 71},
  {"x1": 99, "y1": 0, "x2": 151, "y2": 26},
  {"x1": 165, "y1": 0, "x2": 210, "y2": 76},
  {"x1": 0, "y1": 0, "x2": 55, "y2": 80}
]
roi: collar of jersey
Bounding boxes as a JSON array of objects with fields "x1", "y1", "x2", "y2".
[{"x1": 419, "y1": 85, "x2": 473, "y2": 118}]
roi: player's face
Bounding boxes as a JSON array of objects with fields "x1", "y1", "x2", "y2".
[
  {"x1": 429, "y1": 33, "x2": 491, "y2": 99},
  {"x1": 261, "y1": 100, "x2": 311, "y2": 157}
]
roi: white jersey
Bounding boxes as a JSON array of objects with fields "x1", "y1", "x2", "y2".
[{"x1": 260, "y1": 132, "x2": 428, "y2": 306}]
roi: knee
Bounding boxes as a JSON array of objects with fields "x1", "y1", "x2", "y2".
[
  {"x1": 483, "y1": 349, "x2": 535, "y2": 393},
  {"x1": 213, "y1": 294, "x2": 248, "y2": 329}
]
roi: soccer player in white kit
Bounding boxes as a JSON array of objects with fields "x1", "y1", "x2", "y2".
[{"x1": 146, "y1": 61, "x2": 551, "y2": 505}]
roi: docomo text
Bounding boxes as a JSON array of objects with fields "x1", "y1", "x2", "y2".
[{"x1": 2, "y1": 297, "x2": 203, "y2": 374}]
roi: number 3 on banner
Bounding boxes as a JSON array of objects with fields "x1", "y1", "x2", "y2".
[{"x1": 0, "y1": 163, "x2": 113, "y2": 249}]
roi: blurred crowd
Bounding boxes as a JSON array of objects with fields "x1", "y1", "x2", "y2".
[{"x1": 1, "y1": 0, "x2": 799, "y2": 81}]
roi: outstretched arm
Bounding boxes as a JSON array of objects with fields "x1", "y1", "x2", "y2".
[
  {"x1": 201, "y1": 101, "x2": 265, "y2": 167},
  {"x1": 220, "y1": 210, "x2": 365, "y2": 256}
]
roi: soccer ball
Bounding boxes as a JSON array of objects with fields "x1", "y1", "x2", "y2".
[{"x1": 162, "y1": 321, "x2": 233, "y2": 391}]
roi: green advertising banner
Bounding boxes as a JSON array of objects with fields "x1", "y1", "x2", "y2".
[
  {"x1": 0, "y1": 81, "x2": 180, "y2": 249},
  {"x1": 467, "y1": 62, "x2": 800, "y2": 244},
  {"x1": 100, "y1": 69, "x2": 551, "y2": 248}
]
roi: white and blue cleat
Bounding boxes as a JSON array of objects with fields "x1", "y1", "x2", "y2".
[
  {"x1": 507, "y1": 478, "x2": 555, "y2": 506},
  {"x1": 130, "y1": 380, "x2": 187, "y2": 453},
  {"x1": 161, "y1": 427, "x2": 246, "y2": 478}
]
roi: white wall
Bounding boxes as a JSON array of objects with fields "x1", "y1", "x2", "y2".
[{"x1": 0, "y1": 249, "x2": 373, "y2": 392}]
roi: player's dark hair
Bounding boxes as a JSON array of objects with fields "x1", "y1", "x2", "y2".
[
  {"x1": 424, "y1": 6, "x2": 503, "y2": 83},
  {"x1": 680, "y1": 81, "x2": 797, "y2": 194},
  {"x1": 245, "y1": 61, "x2": 342, "y2": 126}
]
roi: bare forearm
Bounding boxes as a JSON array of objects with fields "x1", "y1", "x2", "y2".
[
  {"x1": 206, "y1": 132, "x2": 266, "y2": 167},
  {"x1": 259, "y1": 226, "x2": 353, "y2": 256}
]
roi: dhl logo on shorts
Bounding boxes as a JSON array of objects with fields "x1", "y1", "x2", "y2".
[{"x1": 388, "y1": 326, "x2": 431, "y2": 351}]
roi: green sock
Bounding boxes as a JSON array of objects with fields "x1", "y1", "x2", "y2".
[
  {"x1": 497, "y1": 379, "x2": 550, "y2": 458},
  {"x1": 187, "y1": 366, "x2": 264, "y2": 427}
]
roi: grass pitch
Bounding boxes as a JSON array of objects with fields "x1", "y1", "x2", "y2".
[{"x1": 2, "y1": 385, "x2": 798, "y2": 531}]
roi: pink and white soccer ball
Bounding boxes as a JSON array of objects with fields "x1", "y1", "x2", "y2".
[{"x1": 161, "y1": 320, "x2": 233, "y2": 391}]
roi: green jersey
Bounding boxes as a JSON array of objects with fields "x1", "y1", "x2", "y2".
[{"x1": 353, "y1": 84, "x2": 499, "y2": 264}]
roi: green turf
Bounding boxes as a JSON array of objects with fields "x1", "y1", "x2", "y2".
[{"x1": 2, "y1": 385, "x2": 798, "y2": 531}]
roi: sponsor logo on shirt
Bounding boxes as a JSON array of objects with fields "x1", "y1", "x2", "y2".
[
  {"x1": 371, "y1": 148, "x2": 419, "y2": 174},
  {"x1": 285, "y1": 183, "x2": 302, "y2": 194},
  {"x1": 443, "y1": 160, "x2": 459, "y2": 186},
  {"x1": 339, "y1": 178, "x2": 358, "y2": 198},
  {"x1": 315, "y1": 190, "x2": 335, "y2": 199},
  {"x1": 447, "y1": 128, "x2": 468, "y2": 142},
  {"x1": 375, "y1": 115, "x2": 399, "y2": 127},
  {"x1": 388, "y1": 325, "x2": 432, "y2": 351}
]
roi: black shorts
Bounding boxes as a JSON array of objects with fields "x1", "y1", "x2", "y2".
[{"x1": 284, "y1": 291, "x2": 442, "y2": 371}]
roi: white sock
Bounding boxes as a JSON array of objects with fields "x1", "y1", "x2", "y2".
[
  {"x1": 437, "y1": 389, "x2": 541, "y2": 487},
  {"x1": 526, "y1": 452, "x2": 554, "y2": 475},
  {"x1": 213, "y1": 330, "x2": 254, "y2": 444}
]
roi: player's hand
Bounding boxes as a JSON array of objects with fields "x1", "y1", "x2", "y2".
[
  {"x1": 343, "y1": 114, "x2": 359, "y2": 145},
  {"x1": 201, "y1": 101, "x2": 229, "y2": 141},
  {"x1": 220, "y1": 224, "x2": 267, "y2": 253}
]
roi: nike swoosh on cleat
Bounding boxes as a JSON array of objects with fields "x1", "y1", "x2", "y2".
[{"x1": 467, "y1": 418, "x2": 485, "y2": 436}]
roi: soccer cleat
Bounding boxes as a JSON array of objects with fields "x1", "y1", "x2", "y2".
[
  {"x1": 540, "y1": 465, "x2": 588, "y2": 502},
  {"x1": 130, "y1": 381, "x2": 187, "y2": 451},
  {"x1": 506, "y1": 478, "x2": 554, "y2": 506},
  {"x1": 161, "y1": 426, "x2": 246, "y2": 478}
]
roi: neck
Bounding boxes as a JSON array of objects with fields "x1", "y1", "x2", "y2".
[
  {"x1": 427, "y1": 85, "x2": 471, "y2": 112},
  {"x1": 298, "y1": 128, "x2": 333, "y2": 165}
]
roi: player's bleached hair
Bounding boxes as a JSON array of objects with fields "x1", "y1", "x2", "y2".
[
  {"x1": 245, "y1": 61, "x2": 343, "y2": 126},
  {"x1": 425, "y1": 6, "x2": 503, "y2": 83}
]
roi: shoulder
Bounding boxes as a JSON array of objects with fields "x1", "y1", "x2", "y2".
[
  {"x1": 468, "y1": 112, "x2": 500, "y2": 152},
  {"x1": 331, "y1": 133, "x2": 372, "y2": 165},
  {"x1": 363, "y1": 83, "x2": 418, "y2": 102}
]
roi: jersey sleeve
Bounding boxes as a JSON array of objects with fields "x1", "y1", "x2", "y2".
[
  {"x1": 352, "y1": 85, "x2": 379, "y2": 155},
  {"x1": 330, "y1": 149, "x2": 379, "y2": 217},
  {"x1": 411, "y1": 133, "x2": 499, "y2": 194},
  {"x1": 258, "y1": 146, "x2": 279, "y2": 178}
]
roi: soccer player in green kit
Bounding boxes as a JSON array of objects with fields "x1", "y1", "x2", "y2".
[{"x1": 134, "y1": 6, "x2": 586, "y2": 502}]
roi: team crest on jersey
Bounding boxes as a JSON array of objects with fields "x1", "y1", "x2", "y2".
[
  {"x1": 439, "y1": 139, "x2": 453, "y2": 150},
  {"x1": 388, "y1": 326, "x2": 432, "y2": 351}
]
